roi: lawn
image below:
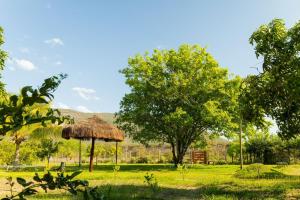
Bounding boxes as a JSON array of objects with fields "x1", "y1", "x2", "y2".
[{"x1": 1, "y1": 164, "x2": 300, "y2": 200}]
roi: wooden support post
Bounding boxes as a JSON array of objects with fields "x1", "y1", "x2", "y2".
[
  {"x1": 79, "y1": 139, "x2": 82, "y2": 168},
  {"x1": 115, "y1": 141, "x2": 118, "y2": 165},
  {"x1": 239, "y1": 119, "x2": 243, "y2": 169},
  {"x1": 204, "y1": 151, "x2": 208, "y2": 164},
  {"x1": 89, "y1": 138, "x2": 95, "y2": 172}
]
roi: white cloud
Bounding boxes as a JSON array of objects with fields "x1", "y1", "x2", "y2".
[
  {"x1": 44, "y1": 38, "x2": 64, "y2": 47},
  {"x1": 76, "y1": 105, "x2": 92, "y2": 113},
  {"x1": 54, "y1": 61, "x2": 62, "y2": 65},
  {"x1": 15, "y1": 59, "x2": 36, "y2": 71},
  {"x1": 57, "y1": 102, "x2": 70, "y2": 109},
  {"x1": 72, "y1": 87, "x2": 100, "y2": 100}
]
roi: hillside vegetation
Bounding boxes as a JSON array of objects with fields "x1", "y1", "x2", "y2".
[{"x1": 59, "y1": 109, "x2": 115, "y2": 125}]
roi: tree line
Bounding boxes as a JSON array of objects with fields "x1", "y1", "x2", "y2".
[{"x1": 116, "y1": 19, "x2": 300, "y2": 166}]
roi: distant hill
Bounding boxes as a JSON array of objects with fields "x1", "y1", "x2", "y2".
[{"x1": 59, "y1": 109, "x2": 115, "y2": 124}]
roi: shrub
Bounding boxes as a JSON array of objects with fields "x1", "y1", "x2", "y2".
[
  {"x1": 235, "y1": 163, "x2": 267, "y2": 179},
  {"x1": 177, "y1": 164, "x2": 189, "y2": 180},
  {"x1": 144, "y1": 172, "x2": 160, "y2": 195},
  {"x1": 136, "y1": 157, "x2": 148, "y2": 163},
  {"x1": 215, "y1": 160, "x2": 227, "y2": 165}
]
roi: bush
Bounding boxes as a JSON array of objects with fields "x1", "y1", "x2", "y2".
[
  {"x1": 157, "y1": 156, "x2": 167, "y2": 164},
  {"x1": 129, "y1": 157, "x2": 137, "y2": 163},
  {"x1": 215, "y1": 160, "x2": 227, "y2": 165},
  {"x1": 235, "y1": 163, "x2": 267, "y2": 179},
  {"x1": 136, "y1": 157, "x2": 149, "y2": 163}
]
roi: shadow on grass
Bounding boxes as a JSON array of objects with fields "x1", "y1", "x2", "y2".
[
  {"x1": 31, "y1": 183, "x2": 288, "y2": 200},
  {"x1": 58, "y1": 164, "x2": 178, "y2": 172},
  {"x1": 1, "y1": 164, "x2": 179, "y2": 173},
  {"x1": 236, "y1": 168, "x2": 300, "y2": 180}
]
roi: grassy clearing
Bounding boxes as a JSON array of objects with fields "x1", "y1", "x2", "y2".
[{"x1": 1, "y1": 164, "x2": 300, "y2": 199}]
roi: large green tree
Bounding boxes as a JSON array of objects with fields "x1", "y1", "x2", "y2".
[
  {"x1": 117, "y1": 44, "x2": 240, "y2": 165},
  {"x1": 249, "y1": 19, "x2": 300, "y2": 139}
]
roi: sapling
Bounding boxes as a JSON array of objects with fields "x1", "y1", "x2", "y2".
[
  {"x1": 144, "y1": 172, "x2": 160, "y2": 195},
  {"x1": 113, "y1": 165, "x2": 120, "y2": 179},
  {"x1": 177, "y1": 164, "x2": 189, "y2": 181}
]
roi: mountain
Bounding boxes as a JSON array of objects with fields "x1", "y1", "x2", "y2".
[{"x1": 59, "y1": 109, "x2": 115, "y2": 124}]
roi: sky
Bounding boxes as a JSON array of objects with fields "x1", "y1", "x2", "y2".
[{"x1": 0, "y1": 0, "x2": 300, "y2": 113}]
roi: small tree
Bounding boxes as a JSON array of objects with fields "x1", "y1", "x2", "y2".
[
  {"x1": 58, "y1": 139, "x2": 78, "y2": 162},
  {"x1": 36, "y1": 139, "x2": 60, "y2": 168}
]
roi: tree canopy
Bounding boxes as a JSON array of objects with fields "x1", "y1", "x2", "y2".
[
  {"x1": 249, "y1": 19, "x2": 300, "y2": 139},
  {"x1": 117, "y1": 44, "x2": 241, "y2": 165}
]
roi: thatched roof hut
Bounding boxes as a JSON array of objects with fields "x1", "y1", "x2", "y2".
[
  {"x1": 62, "y1": 115, "x2": 124, "y2": 172},
  {"x1": 62, "y1": 115, "x2": 124, "y2": 141}
]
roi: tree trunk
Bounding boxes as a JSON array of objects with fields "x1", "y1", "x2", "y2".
[
  {"x1": 287, "y1": 147, "x2": 291, "y2": 164},
  {"x1": 239, "y1": 119, "x2": 243, "y2": 169},
  {"x1": 170, "y1": 141, "x2": 188, "y2": 167},
  {"x1": 47, "y1": 156, "x2": 50, "y2": 168},
  {"x1": 89, "y1": 138, "x2": 95, "y2": 172},
  {"x1": 14, "y1": 142, "x2": 21, "y2": 166}
]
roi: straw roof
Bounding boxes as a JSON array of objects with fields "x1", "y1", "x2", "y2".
[{"x1": 62, "y1": 115, "x2": 124, "y2": 142}]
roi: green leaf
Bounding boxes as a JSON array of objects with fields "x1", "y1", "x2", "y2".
[{"x1": 16, "y1": 177, "x2": 27, "y2": 187}]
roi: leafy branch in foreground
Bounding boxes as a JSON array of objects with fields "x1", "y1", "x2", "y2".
[
  {"x1": 0, "y1": 74, "x2": 73, "y2": 136},
  {"x1": 2, "y1": 171, "x2": 88, "y2": 200}
]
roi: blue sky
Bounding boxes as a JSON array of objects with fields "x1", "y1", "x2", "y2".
[{"x1": 0, "y1": 0, "x2": 300, "y2": 113}]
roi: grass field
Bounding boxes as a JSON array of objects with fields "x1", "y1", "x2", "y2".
[{"x1": 1, "y1": 164, "x2": 300, "y2": 200}]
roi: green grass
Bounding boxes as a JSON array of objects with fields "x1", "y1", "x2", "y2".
[{"x1": 1, "y1": 164, "x2": 300, "y2": 199}]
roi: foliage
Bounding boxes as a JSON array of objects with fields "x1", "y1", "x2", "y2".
[
  {"x1": 36, "y1": 139, "x2": 60, "y2": 167},
  {"x1": 0, "y1": 26, "x2": 7, "y2": 95},
  {"x1": 0, "y1": 140, "x2": 38, "y2": 166},
  {"x1": 1, "y1": 164, "x2": 300, "y2": 199},
  {"x1": 144, "y1": 172, "x2": 159, "y2": 194},
  {"x1": 249, "y1": 19, "x2": 300, "y2": 139},
  {"x1": 117, "y1": 44, "x2": 241, "y2": 165},
  {"x1": 235, "y1": 163, "x2": 267, "y2": 179},
  {"x1": 0, "y1": 140, "x2": 14, "y2": 165},
  {"x1": 18, "y1": 141, "x2": 39, "y2": 165},
  {"x1": 245, "y1": 134, "x2": 292, "y2": 164},
  {"x1": 82, "y1": 185, "x2": 112, "y2": 200},
  {"x1": 113, "y1": 165, "x2": 120, "y2": 178},
  {"x1": 177, "y1": 164, "x2": 189, "y2": 181},
  {"x1": 2, "y1": 171, "x2": 88, "y2": 200},
  {"x1": 0, "y1": 73, "x2": 72, "y2": 136},
  {"x1": 136, "y1": 157, "x2": 149, "y2": 163},
  {"x1": 31, "y1": 126, "x2": 63, "y2": 141},
  {"x1": 58, "y1": 139, "x2": 79, "y2": 161},
  {"x1": 227, "y1": 141, "x2": 241, "y2": 163},
  {"x1": 9, "y1": 122, "x2": 46, "y2": 166}
]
